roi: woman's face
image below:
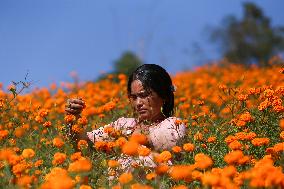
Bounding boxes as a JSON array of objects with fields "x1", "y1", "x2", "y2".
[{"x1": 130, "y1": 80, "x2": 164, "y2": 122}]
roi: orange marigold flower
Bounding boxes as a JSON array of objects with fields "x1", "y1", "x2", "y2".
[
  {"x1": 118, "y1": 172, "x2": 133, "y2": 185},
  {"x1": 207, "y1": 136, "x2": 216, "y2": 143},
  {"x1": 225, "y1": 135, "x2": 236, "y2": 144},
  {"x1": 43, "y1": 121, "x2": 52, "y2": 127},
  {"x1": 122, "y1": 141, "x2": 139, "y2": 156},
  {"x1": 68, "y1": 159, "x2": 92, "y2": 173},
  {"x1": 64, "y1": 114, "x2": 76, "y2": 123},
  {"x1": 224, "y1": 150, "x2": 244, "y2": 164},
  {"x1": 251, "y1": 138, "x2": 270, "y2": 146},
  {"x1": 201, "y1": 172, "x2": 220, "y2": 186},
  {"x1": 53, "y1": 137, "x2": 64, "y2": 148},
  {"x1": 245, "y1": 132, "x2": 257, "y2": 140},
  {"x1": 78, "y1": 117, "x2": 88, "y2": 125},
  {"x1": 22, "y1": 149, "x2": 35, "y2": 159},
  {"x1": 258, "y1": 99, "x2": 270, "y2": 111},
  {"x1": 263, "y1": 89, "x2": 274, "y2": 98},
  {"x1": 14, "y1": 127, "x2": 25, "y2": 138},
  {"x1": 115, "y1": 137, "x2": 127, "y2": 147},
  {"x1": 79, "y1": 185, "x2": 92, "y2": 189},
  {"x1": 0, "y1": 130, "x2": 9, "y2": 140},
  {"x1": 130, "y1": 133, "x2": 148, "y2": 145},
  {"x1": 169, "y1": 165, "x2": 194, "y2": 181},
  {"x1": 137, "y1": 146, "x2": 151, "y2": 156},
  {"x1": 77, "y1": 140, "x2": 88, "y2": 150},
  {"x1": 34, "y1": 160, "x2": 43, "y2": 167},
  {"x1": 183, "y1": 143, "x2": 195, "y2": 152},
  {"x1": 194, "y1": 132, "x2": 203, "y2": 141},
  {"x1": 156, "y1": 151, "x2": 172, "y2": 163},
  {"x1": 108, "y1": 160, "x2": 120, "y2": 168},
  {"x1": 71, "y1": 152, "x2": 82, "y2": 161},
  {"x1": 194, "y1": 153, "x2": 213, "y2": 169},
  {"x1": 280, "y1": 119, "x2": 284, "y2": 130},
  {"x1": 155, "y1": 164, "x2": 170, "y2": 175},
  {"x1": 52, "y1": 152, "x2": 67, "y2": 165},
  {"x1": 16, "y1": 175, "x2": 33, "y2": 187},
  {"x1": 94, "y1": 141, "x2": 107, "y2": 151},
  {"x1": 72, "y1": 124, "x2": 83, "y2": 133},
  {"x1": 172, "y1": 146, "x2": 182, "y2": 153},
  {"x1": 228, "y1": 140, "x2": 242, "y2": 150},
  {"x1": 280, "y1": 131, "x2": 284, "y2": 140},
  {"x1": 146, "y1": 172, "x2": 157, "y2": 180},
  {"x1": 38, "y1": 109, "x2": 49, "y2": 117},
  {"x1": 237, "y1": 94, "x2": 248, "y2": 101}
]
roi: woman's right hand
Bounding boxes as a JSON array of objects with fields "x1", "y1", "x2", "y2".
[{"x1": 65, "y1": 98, "x2": 86, "y2": 116}]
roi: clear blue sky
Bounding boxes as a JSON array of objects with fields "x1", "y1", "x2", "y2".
[{"x1": 1, "y1": 0, "x2": 283, "y2": 89}]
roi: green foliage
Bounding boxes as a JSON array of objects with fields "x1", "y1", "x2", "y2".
[
  {"x1": 211, "y1": 2, "x2": 284, "y2": 66},
  {"x1": 113, "y1": 51, "x2": 142, "y2": 76}
]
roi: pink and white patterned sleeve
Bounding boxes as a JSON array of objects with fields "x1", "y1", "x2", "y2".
[{"x1": 149, "y1": 117, "x2": 187, "y2": 151}]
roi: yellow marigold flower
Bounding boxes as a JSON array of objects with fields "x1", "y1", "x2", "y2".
[
  {"x1": 118, "y1": 172, "x2": 133, "y2": 185},
  {"x1": 22, "y1": 149, "x2": 35, "y2": 159}
]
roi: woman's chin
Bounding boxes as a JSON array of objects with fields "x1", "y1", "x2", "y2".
[{"x1": 138, "y1": 114, "x2": 151, "y2": 121}]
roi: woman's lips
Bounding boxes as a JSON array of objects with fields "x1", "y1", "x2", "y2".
[{"x1": 138, "y1": 109, "x2": 147, "y2": 114}]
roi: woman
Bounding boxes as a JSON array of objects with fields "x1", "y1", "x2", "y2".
[{"x1": 65, "y1": 64, "x2": 186, "y2": 167}]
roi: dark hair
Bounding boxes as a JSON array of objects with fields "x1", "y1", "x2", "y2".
[{"x1": 127, "y1": 64, "x2": 174, "y2": 117}]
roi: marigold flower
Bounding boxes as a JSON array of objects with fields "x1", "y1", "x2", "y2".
[
  {"x1": 130, "y1": 133, "x2": 147, "y2": 145},
  {"x1": 71, "y1": 152, "x2": 83, "y2": 161},
  {"x1": 43, "y1": 121, "x2": 52, "y2": 127},
  {"x1": 155, "y1": 164, "x2": 170, "y2": 175},
  {"x1": 38, "y1": 109, "x2": 49, "y2": 117},
  {"x1": 79, "y1": 185, "x2": 92, "y2": 189},
  {"x1": 122, "y1": 141, "x2": 139, "y2": 156},
  {"x1": 22, "y1": 149, "x2": 35, "y2": 159},
  {"x1": 169, "y1": 165, "x2": 194, "y2": 181},
  {"x1": 172, "y1": 146, "x2": 182, "y2": 153},
  {"x1": 77, "y1": 140, "x2": 88, "y2": 150},
  {"x1": 280, "y1": 119, "x2": 284, "y2": 130},
  {"x1": 207, "y1": 136, "x2": 216, "y2": 143},
  {"x1": 224, "y1": 150, "x2": 244, "y2": 164},
  {"x1": 53, "y1": 137, "x2": 64, "y2": 148},
  {"x1": 171, "y1": 185, "x2": 188, "y2": 189},
  {"x1": 228, "y1": 140, "x2": 242, "y2": 150},
  {"x1": 115, "y1": 137, "x2": 127, "y2": 147},
  {"x1": 108, "y1": 160, "x2": 120, "y2": 168},
  {"x1": 183, "y1": 143, "x2": 195, "y2": 152},
  {"x1": 16, "y1": 175, "x2": 33, "y2": 187},
  {"x1": 146, "y1": 172, "x2": 157, "y2": 180},
  {"x1": 137, "y1": 146, "x2": 151, "y2": 156},
  {"x1": 156, "y1": 151, "x2": 172, "y2": 163},
  {"x1": 251, "y1": 138, "x2": 270, "y2": 146},
  {"x1": 68, "y1": 159, "x2": 92, "y2": 173},
  {"x1": 14, "y1": 127, "x2": 25, "y2": 138},
  {"x1": 52, "y1": 152, "x2": 67, "y2": 165},
  {"x1": 118, "y1": 172, "x2": 133, "y2": 185},
  {"x1": 194, "y1": 153, "x2": 213, "y2": 169},
  {"x1": 0, "y1": 130, "x2": 9, "y2": 140},
  {"x1": 34, "y1": 159, "x2": 43, "y2": 167},
  {"x1": 78, "y1": 117, "x2": 88, "y2": 125},
  {"x1": 64, "y1": 114, "x2": 76, "y2": 123}
]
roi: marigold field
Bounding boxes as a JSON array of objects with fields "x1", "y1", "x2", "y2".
[{"x1": 0, "y1": 60, "x2": 284, "y2": 189}]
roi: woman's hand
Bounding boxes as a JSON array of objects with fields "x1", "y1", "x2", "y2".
[{"x1": 65, "y1": 98, "x2": 86, "y2": 116}]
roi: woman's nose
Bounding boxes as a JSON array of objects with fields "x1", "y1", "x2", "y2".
[{"x1": 136, "y1": 97, "x2": 143, "y2": 108}]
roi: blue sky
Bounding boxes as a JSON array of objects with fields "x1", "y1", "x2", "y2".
[{"x1": 1, "y1": 0, "x2": 284, "y2": 89}]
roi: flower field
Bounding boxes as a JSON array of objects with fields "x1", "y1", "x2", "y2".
[{"x1": 0, "y1": 61, "x2": 284, "y2": 189}]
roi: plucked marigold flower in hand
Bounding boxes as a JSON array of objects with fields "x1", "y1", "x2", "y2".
[
  {"x1": 53, "y1": 137, "x2": 64, "y2": 148},
  {"x1": 22, "y1": 149, "x2": 35, "y2": 159},
  {"x1": 194, "y1": 153, "x2": 213, "y2": 169},
  {"x1": 64, "y1": 114, "x2": 76, "y2": 123},
  {"x1": 68, "y1": 159, "x2": 92, "y2": 172},
  {"x1": 118, "y1": 172, "x2": 133, "y2": 185},
  {"x1": 183, "y1": 143, "x2": 195, "y2": 152},
  {"x1": 52, "y1": 152, "x2": 67, "y2": 165}
]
